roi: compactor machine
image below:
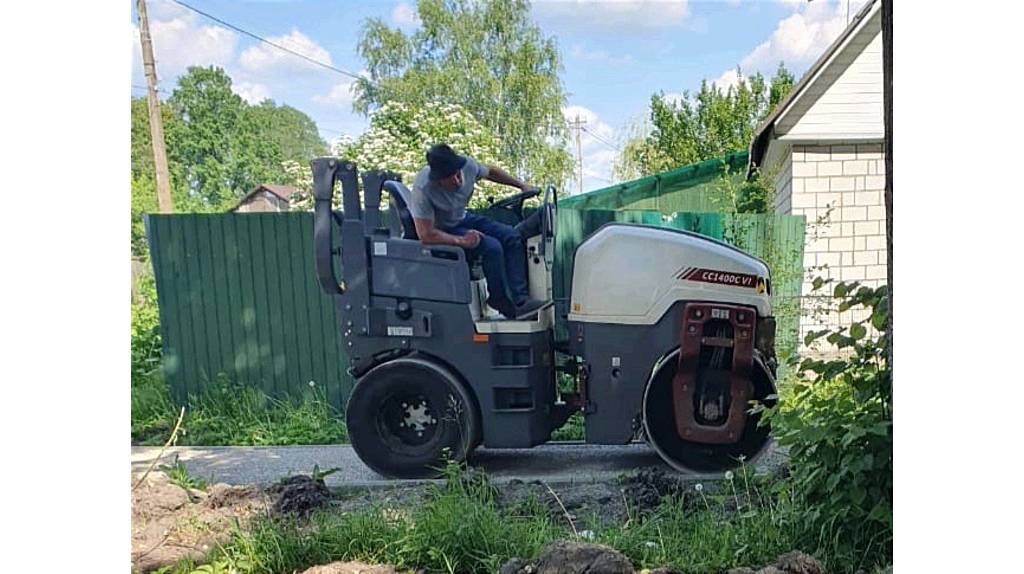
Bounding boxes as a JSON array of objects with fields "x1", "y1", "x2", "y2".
[{"x1": 311, "y1": 158, "x2": 778, "y2": 478}]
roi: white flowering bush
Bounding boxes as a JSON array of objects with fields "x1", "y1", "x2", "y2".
[{"x1": 289, "y1": 102, "x2": 504, "y2": 211}]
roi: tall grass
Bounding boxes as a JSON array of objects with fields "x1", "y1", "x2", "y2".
[
  {"x1": 131, "y1": 376, "x2": 348, "y2": 446},
  {"x1": 132, "y1": 273, "x2": 348, "y2": 447},
  {"x1": 163, "y1": 463, "x2": 843, "y2": 574}
]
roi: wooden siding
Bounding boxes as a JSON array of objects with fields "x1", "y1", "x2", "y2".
[{"x1": 777, "y1": 8, "x2": 883, "y2": 140}]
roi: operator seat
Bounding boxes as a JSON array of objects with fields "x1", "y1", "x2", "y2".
[
  {"x1": 383, "y1": 180, "x2": 486, "y2": 282},
  {"x1": 383, "y1": 180, "x2": 418, "y2": 240}
]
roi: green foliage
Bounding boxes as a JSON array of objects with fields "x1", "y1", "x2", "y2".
[
  {"x1": 132, "y1": 274, "x2": 163, "y2": 380},
  {"x1": 595, "y1": 467, "x2": 799, "y2": 571},
  {"x1": 615, "y1": 64, "x2": 795, "y2": 180},
  {"x1": 167, "y1": 67, "x2": 278, "y2": 209},
  {"x1": 550, "y1": 412, "x2": 584, "y2": 441},
  {"x1": 355, "y1": 0, "x2": 572, "y2": 186},
  {"x1": 167, "y1": 462, "x2": 833, "y2": 574},
  {"x1": 180, "y1": 379, "x2": 348, "y2": 447},
  {"x1": 132, "y1": 377, "x2": 348, "y2": 447},
  {"x1": 247, "y1": 101, "x2": 328, "y2": 164},
  {"x1": 159, "y1": 454, "x2": 209, "y2": 492},
  {"x1": 759, "y1": 281, "x2": 893, "y2": 571},
  {"x1": 290, "y1": 101, "x2": 504, "y2": 211},
  {"x1": 131, "y1": 67, "x2": 328, "y2": 252}
]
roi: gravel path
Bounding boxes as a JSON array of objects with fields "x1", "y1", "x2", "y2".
[{"x1": 131, "y1": 442, "x2": 787, "y2": 488}]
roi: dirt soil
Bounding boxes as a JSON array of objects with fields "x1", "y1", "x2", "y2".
[
  {"x1": 132, "y1": 465, "x2": 815, "y2": 574},
  {"x1": 131, "y1": 470, "x2": 333, "y2": 573}
]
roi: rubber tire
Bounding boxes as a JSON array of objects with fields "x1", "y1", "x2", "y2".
[
  {"x1": 642, "y1": 350, "x2": 776, "y2": 473},
  {"x1": 346, "y1": 357, "x2": 480, "y2": 479}
]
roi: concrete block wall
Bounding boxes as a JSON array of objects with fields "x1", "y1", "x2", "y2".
[{"x1": 784, "y1": 142, "x2": 888, "y2": 344}]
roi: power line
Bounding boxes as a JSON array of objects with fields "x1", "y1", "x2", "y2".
[
  {"x1": 172, "y1": 0, "x2": 364, "y2": 82},
  {"x1": 133, "y1": 83, "x2": 169, "y2": 94},
  {"x1": 581, "y1": 125, "x2": 621, "y2": 152}
]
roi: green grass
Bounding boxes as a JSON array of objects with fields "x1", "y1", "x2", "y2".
[
  {"x1": 157, "y1": 462, "x2": 893, "y2": 574},
  {"x1": 550, "y1": 412, "x2": 584, "y2": 441},
  {"x1": 131, "y1": 375, "x2": 348, "y2": 446}
]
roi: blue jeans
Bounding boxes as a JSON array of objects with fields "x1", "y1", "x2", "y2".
[{"x1": 442, "y1": 213, "x2": 529, "y2": 316}]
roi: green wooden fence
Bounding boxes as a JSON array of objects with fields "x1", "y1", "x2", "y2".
[
  {"x1": 147, "y1": 213, "x2": 350, "y2": 408},
  {"x1": 148, "y1": 208, "x2": 804, "y2": 408}
]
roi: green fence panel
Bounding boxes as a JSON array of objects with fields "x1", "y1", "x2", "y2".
[{"x1": 148, "y1": 213, "x2": 350, "y2": 407}]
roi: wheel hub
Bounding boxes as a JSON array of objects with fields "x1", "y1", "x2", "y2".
[{"x1": 400, "y1": 400, "x2": 437, "y2": 436}]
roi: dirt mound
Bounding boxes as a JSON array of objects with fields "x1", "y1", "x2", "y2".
[
  {"x1": 618, "y1": 467, "x2": 687, "y2": 513},
  {"x1": 727, "y1": 551, "x2": 825, "y2": 574},
  {"x1": 300, "y1": 560, "x2": 398, "y2": 574},
  {"x1": 131, "y1": 471, "x2": 272, "y2": 573},
  {"x1": 268, "y1": 475, "x2": 332, "y2": 518},
  {"x1": 500, "y1": 541, "x2": 635, "y2": 574}
]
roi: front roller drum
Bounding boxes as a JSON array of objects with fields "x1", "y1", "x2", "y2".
[
  {"x1": 643, "y1": 350, "x2": 775, "y2": 473},
  {"x1": 346, "y1": 357, "x2": 481, "y2": 479}
]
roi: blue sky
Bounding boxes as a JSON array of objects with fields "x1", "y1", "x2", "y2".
[{"x1": 131, "y1": 0, "x2": 867, "y2": 192}]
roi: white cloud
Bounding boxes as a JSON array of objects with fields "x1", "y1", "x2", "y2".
[
  {"x1": 131, "y1": 0, "x2": 238, "y2": 87},
  {"x1": 533, "y1": 0, "x2": 689, "y2": 32},
  {"x1": 313, "y1": 78, "x2": 357, "y2": 107},
  {"x1": 569, "y1": 44, "x2": 635, "y2": 66},
  {"x1": 234, "y1": 81, "x2": 271, "y2": 104},
  {"x1": 712, "y1": 69, "x2": 741, "y2": 93},
  {"x1": 239, "y1": 29, "x2": 333, "y2": 73},
  {"x1": 709, "y1": 0, "x2": 869, "y2": 92},
  {"x1": 391, "y1": 3, "x2": 420, "y2": 27},
  {"x1": 741, "y1": 0, "x2": 868, "y2": 72},
  {"x1": 562, "y1": 105, "x2": 620, "y2": 192}
]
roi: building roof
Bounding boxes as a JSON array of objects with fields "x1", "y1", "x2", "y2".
[
  {"x1": 747, "y1": 0, "x2": 880, "y2": 175},
  {"x1": 230, "y1": 184, "x2": 300, "y2": 211}
]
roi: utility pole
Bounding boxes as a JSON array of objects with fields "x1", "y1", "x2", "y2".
[
  {"x1": 567, "y1": 114, "x2": 586, "y2": 196},
  {"x1": 137, "y1": 0, "x2": 174, "y2": 213}
]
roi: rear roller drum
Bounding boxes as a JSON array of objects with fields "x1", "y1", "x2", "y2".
[
  {"x1": 642, "y1": 350, "x2": 776, "y2": 473},
  {"x1": 346, "y1": 357, "x2": 480, "y2": 479}
]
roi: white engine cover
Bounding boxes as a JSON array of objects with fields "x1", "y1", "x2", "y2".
[{"x1": 568, "y1": 224, "x2": 772, "y2": 325}]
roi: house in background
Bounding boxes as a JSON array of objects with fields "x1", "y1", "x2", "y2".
[
  {"x1": 230, "y1": 184, "x2": 299, "y2": 213},
  {"x1": 748, "y1": 0, "x2": 885, "y2": 344}
]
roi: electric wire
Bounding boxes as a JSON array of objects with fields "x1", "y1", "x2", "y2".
[
  {"x1": 171, "y1": 0, "x2": 365, "y2": 82},
  {"x1": 580, "y1": 125, "x2": 621, "y2": 152}
]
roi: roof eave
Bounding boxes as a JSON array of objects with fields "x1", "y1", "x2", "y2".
[{"x1": 746, "y1": 0, "x2": 880, "y2": 176}]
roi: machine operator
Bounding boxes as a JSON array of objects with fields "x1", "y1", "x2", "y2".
[{"x1": 410, "y1": 143, "x2": 549, "y2": 320}]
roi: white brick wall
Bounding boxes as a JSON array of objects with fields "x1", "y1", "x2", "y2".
[{"x1": 784, "y1": 142, "x2": 888, "y2": 348}]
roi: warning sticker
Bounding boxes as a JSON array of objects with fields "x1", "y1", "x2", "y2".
[{"x1": 675, "y1": 267, "x2": 760, "y2": 290}]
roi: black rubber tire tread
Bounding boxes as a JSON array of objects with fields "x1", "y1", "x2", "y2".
[{"x1": 346, "y1": 357, "x2": 480, "y2": 479}]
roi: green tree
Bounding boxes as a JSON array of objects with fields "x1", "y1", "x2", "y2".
[
  {"x1": 166, "y1": 66, "x2": 282, "y2": 209},
  {"x1": 247, "y1": 101, "x2": 328, "y2": 164},
  {"x1": 614, "y1": 63, "x2": 795, "y2": 181},
  {"x1": 354, "y1": 0, "x2": 571, "y2": 187},
  {"x1": 289, "y1": 101, "x2": 502, "y2": 211}
]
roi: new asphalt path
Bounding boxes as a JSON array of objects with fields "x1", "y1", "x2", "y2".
[{"x1": 131, "y1": 442, "x2": 786, "y2": 488}]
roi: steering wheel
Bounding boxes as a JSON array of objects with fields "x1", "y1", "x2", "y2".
[
  {"x1": 488, "y1": 187, "x2": 540, "y2": 221},
  {"x1": 537, "y1": 184, "x2": 557, "y2": 260}
]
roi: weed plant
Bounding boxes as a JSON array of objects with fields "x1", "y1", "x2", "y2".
[{"x1": 162, "y1": 462, "x2": 825, "y2": 574}]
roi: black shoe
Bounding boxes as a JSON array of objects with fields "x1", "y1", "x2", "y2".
[{"x1": 513, "y1": 298, "x2": 551, "y2": 320}]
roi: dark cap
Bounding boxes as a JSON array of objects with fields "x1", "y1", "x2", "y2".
[{"x1": 426, "y1": 143, "x2": 467, "y2": 181}]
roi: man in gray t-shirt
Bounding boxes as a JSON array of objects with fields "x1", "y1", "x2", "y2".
[{"x1": 410, "y1": 143, "x2": 548, "y2": 320}]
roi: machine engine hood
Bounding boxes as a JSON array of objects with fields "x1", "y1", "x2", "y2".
[{"x1": 568, "y1": 223, "x2": 772, "y2": 325}]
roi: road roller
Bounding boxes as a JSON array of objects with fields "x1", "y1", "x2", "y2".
[{"x1": 311, "y1": 158, "x2": 778, "y2": 478}]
